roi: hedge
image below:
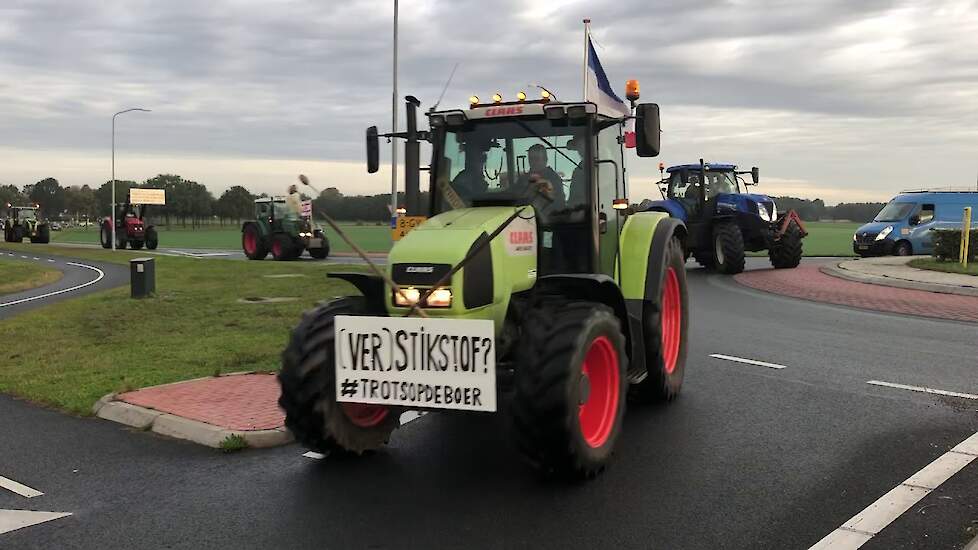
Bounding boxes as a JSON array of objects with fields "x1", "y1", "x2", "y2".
[{"x1": 931, "y1": 229, "x2": 978, "y2": 261}]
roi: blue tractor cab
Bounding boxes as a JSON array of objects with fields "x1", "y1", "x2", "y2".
[{"x1": 643, "y1": 160, "x2": 806, "y2": 274}]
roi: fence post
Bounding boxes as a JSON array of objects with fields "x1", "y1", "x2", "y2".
[{"x1": 962, "y1": 207, "x2": 972, "y2": 268}]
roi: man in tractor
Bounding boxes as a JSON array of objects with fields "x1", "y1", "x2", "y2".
[
  {"x1": 512, "y1": 143, "x2": 565, "y2": 218},
  {"x1": 566, "y1": 137, "x2": 587, "y2": 209},
  {"x1": 285, "y1": 184, "x2": 301, "y2": 219}
]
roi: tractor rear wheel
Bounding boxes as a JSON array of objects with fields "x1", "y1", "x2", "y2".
[
  {"x1": 271, "y1": 234, "x2": 296, "y2": 261},
  {"x1": 278, "y1": 296, "x2": 399, "y2": 454},
  {"x1": 512, "y1": 300, "x2": 628, "y2": 479},
  {"x1": 769, "y1": 222, "x2": 803, "y2": 269},
  {"x1": 630, "y1": 235, "x2": 689, "y2": 403},
  {"x1": 100, "y1": 223, "x2": 112, "y2": 249},
  {"x1": 145, "y1": 227, "x2": 159, "y2": 250},
  {"x1": 242, "y1": 224, "x2": 267, "y2": 260},
  {"x1": 713, "y1": 222, "x2": 745, "y2": 274}
]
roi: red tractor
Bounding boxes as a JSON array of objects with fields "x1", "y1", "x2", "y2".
[{"x1": 100, "y1": 203, "x2": 159, "y2": 250}]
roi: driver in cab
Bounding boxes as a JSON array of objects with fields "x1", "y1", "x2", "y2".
[{"x1": 512, "y1": 144, "x2": 565, "y2": 216}]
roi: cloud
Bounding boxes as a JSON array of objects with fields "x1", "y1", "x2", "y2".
[{"x1": 0, "y1": 0, "x2": 976, "y2": 203}]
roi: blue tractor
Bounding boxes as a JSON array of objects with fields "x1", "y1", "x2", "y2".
[{"x1": 644, "y1": 160, "x2": 806, "y2": 274}]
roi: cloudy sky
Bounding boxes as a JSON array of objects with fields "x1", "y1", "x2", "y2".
[{"x1": 1, "y1": 0, "x2": 976, "y2": 204}]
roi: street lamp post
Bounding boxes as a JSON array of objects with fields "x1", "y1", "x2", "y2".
[
  {"x1": 390, "y1": 0, "x2": 399, "y2": 224},
  {"x1": 111, "y1": 108, "x2": 151, "y2": 250}
]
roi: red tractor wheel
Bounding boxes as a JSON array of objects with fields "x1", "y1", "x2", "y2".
[
  {"x1": 242, "y1": 224, "x2": 268, "y2": 260},
  {"x1": 271, "y1": 233, "x2": 296, "y2": 261}
]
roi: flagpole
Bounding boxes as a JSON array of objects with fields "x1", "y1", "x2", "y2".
[{"x1": 583, "y1": 18, "x2": 590, "y2": 101}]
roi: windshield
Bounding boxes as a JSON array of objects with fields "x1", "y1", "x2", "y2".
[
  {"x1": 668, "y1": 170, "x2": 740, "y2": 200},
  {"x1": 433, "y1": 118, "x2": 586, "y2": 215},
  {"x1": 16, "y1": 208, "x2": 36, "y2": 220},
  {"x1": 874, "y1": 202, "x2": 915, "y2": 222}
]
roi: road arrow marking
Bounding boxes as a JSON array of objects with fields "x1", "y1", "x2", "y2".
[
  {"x1": 867, "y1": 380, "x2": 978, "y2": 400},
  {"x1": 0, "y1": 476, "x2": 42, "y2": 498},
  {"x1": 0, "y1": 510, "x2": 71, "y2": 535},
  {"x1": 709, "y1": 354, "x2": 787, "y2": 369}
]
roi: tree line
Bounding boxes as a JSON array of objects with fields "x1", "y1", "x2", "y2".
[{"x1": 0, "y1": 176, "x2": 889, "y2": 225}]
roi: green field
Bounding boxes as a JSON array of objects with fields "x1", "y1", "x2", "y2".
[
  {"x1": 0, "y1": 257, "x2": 63, "y2": 295},
  {"x1": 909, "y1": 258, "x2": 978, "y2": 276},
  {"x1": 55, "y1": 220, "x2": 861, "y2": 257},
  {"x1": 0, "y1": 242, "x2": 365, "y2": 414}
]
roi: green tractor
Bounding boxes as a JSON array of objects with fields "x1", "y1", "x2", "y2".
[
  {"x1": 3, "y1": 204, "x2": 50, "y2": 244},
  {"x1": 241, "y1": 197, "x2": 330, "y2": 260},
  {"x1": 279, "y1": 90, "x2": 689, "y2": 478}
]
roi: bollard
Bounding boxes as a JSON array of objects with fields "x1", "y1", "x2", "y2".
[
  {"x1": 962, "y1": 207, "x2": 972, "y2": 268},
  {"x1": 130, "y1": 257, "x2": 156, "y2": 298}
]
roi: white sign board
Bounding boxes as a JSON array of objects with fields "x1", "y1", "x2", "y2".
[
  {"x1": 129, "y1": 188, "x2": 166, "y2": 205},
  {"x1": 334, "y1": 316, "x2": 496, "y2": 412},
  {"x1": 300, "y1": 199, "x2": 312, "y2": 217}
]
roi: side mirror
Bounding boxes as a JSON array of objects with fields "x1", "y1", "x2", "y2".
[
  {"x1": 634, "y1": 103, "x2": 661, "y2": 158},
  {"x1": 366, "y1": 126, "x2": 380, "y2": 174},
  {"x1": 751, "y1": 167, "x2": 759, "y2": 184}
]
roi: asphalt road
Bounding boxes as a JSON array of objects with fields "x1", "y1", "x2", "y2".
[
  {"x1": 0, "y1": 248, "x2": 128, "y2": 319},
  {"x1": 49, "y1": 241, "x2": 381, "y2": 264},
  {"x1": 0, "y1": 258, "x2": 975, "y2": 549}
]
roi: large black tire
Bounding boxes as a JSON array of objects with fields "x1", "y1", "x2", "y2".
[
  {"x1": 713, "y1": 222, "x2": 745, "y2": 274},
  {"x1": 145, "y1": 227, "x2": 159, "y2": 250},
  {"x1": 115, "y1": 230, "x2": 127, "y2": 250},
  {"x1": 30, "y1": 224, "x2": 50, "y2": 244},
  {"x1": 308, "y1": 232, "x2": 329, "y2": 259},
  {"x1": 100, "y1": 223, "x2": 112, "y2": 249},
  {"x1": 242, "y1": 224, "x2": 267, "y2": 260},
  {"x1": 630, "y1": 236, "x2": 689, "y2": 403},
  {"x1": 271, "y1": 233, "x2": 296, "y2": 261},
  {"x1": 769, "y1": 222, "x2": 803, "y2": 269},
  {"x1": 512, "y1": 300, "x2": 628, "y2": 479},
  {"x1": 13, "y1": 226, "x2": 24, "y2": 243},
  {"x1": 278, "y1": 297, "x2": 399, "y2": 454},
  {"x1": 894, "y1": 240, "x2": 912, "y2": 256}
]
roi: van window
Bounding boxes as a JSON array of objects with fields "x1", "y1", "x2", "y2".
[
  {"x1": 918, "y1": 204, "x2": 935, "y2": 223},
  {"x1": 874, "y1": 202, "x2": 915, "y2": 222}
]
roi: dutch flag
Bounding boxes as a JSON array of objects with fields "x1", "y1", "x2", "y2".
[{"x1": 585, "y1": 37, "x2": 634, "y2": 146}]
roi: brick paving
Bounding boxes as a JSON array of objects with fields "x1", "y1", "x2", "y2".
[
  {"x1": 735, "y1": 260, "x2": 978, "y2": 323},
  {"x1": 119, "y1": 373, "x2": 284, "y2": 431}
]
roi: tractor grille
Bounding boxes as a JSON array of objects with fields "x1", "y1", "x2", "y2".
[
  {"x1": 391, "y1": 263, "x2": 452, "y2": 286},
  {"x1": 855, "y1": 231, "x2": 878, "y2": 244}
]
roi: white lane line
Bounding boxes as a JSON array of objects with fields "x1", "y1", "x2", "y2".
[
  {"x1": 167, "y1": 250, "x2": 230, "y2": 258},
  {"x1": 46, "y1": 259, "x2": 55, "y2": 262},
  {"x1": 0, "y1": 262, "x2": 105, "y2": 308},
  {"x1": 709, "y1": 354, "x2": 787, "y2": 370},
  {"x1": 866, "y1": 380, "x2": 978, "y2": 400},
  {"x1": 31, "y1": 257, "x2": 38, "y2": 260},
  {"x1": 0, "y1": 510, "x2": 72, "y2": 535},
  {"x1": 808, "y1": 430, "x2": 978, "y2": 549},
  {"x1": 19, "y1": 255, "x2": 27, "y2": 259},
  {"x1": 301, "y1": 411, "x2": 429, "y2": 460},
  {"x1": 0, "y1": 476, "x2": 42, "y2": 498}
]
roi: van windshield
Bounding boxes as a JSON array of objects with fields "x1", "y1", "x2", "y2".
[{"x1": 874, "y1": 202, "x2": 915, "y2": 222}]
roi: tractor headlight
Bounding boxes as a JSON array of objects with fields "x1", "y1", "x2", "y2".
[
  {"x1": 425, "y1": 288, "x2": 453, "y2": 308},
  {"x1": 394, "y1": 287, "x2": 421, "y2": 307},
  {"x1": 393, "y1": 287, "x2": 452, "y2": 308},
  {"x1": 770, "y1": 202, "x2": 777, "y2": 220},
  {"x1": 756, "y1": 203, "x2": 771, "y2": 222},
  {"x1": 875, "y1": 226, "x2": 892, "y2": 241}
]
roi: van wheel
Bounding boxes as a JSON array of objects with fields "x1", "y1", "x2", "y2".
[{"x1": 894, "y1": 241, "x2": 912, "y2": 256}]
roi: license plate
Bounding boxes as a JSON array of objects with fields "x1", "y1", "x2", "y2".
[
  {"x1": 858, "y1": 245, "x2": 869, "y2": 250},
  {"x1": 307, "y1": 237, "x2": 323, "y2": 248},
  {"x1": 334, "y1": 316, "x2": 496, "y2": 412}
]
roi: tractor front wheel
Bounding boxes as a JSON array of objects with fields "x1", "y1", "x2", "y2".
[
  {"x1": 278, "y1": 297, "x2": 399, "y2": 454},
  {"x1": 242, "y1": 225, "x2": 267, "y2": 260},
  {"x1": 769, "y1": 222, "x2": 803, "y2": 269},
  {"x1": 271, "y1": 234, "x2": 296, "y2": 261},
  {"x1": 630, "y1": 235, "x2": 689, "y2": 403},
  {"x1": 713, "y1": 222, "x2": 745, "y2": 274},
  {"x1": 30, "y1": 225, "x2": 50, "y2": 244},
  {"x1": 145, "y1": 227, "x2": 159, "y2": 250},
  {"x1": 512, "y1": 300, "x2": 628, "y2": 478}
]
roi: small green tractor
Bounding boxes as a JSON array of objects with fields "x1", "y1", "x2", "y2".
[
  {"x1": 241, "y1": 197, "x2": 330, "y2": 260},
  {"x1": 279, "y1": 89, "x2": 689, "y2": 478},
  {"x1": 3, "y1": 204, "x2": 50, "y2": 243}
]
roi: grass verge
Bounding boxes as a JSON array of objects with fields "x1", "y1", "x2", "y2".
[
  {"x1": 908, "y1": 258, "x2": 978, "y2": 276},
  {"x1": 0, "y1": 257, "x2": 63, "y2": 295},
  {"x1": 0, "y1": 243, "x2": 363, "y2": 415}
]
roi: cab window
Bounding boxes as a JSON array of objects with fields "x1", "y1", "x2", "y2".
[{"x1": 918, "y1": 203, "x2": 935, "y2": 224}]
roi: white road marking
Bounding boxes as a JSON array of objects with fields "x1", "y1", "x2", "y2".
[
  {"x1": 0, "y1": 510, "x2": 72, "y2": 535},
  {"x1": 31, "y1": 257, "x2": 38, "y2": 260},
  {"x1": 167, "y1": 250, "x2": 230, "y2": 258},
  {"x1": 47, "y1": 259, "x2": 55, "y2": 262},
  {"x1": 0, "y1": 476, "x2": 42, "y2": 498},
  {"x1": 808, "y1": 430, "x2": 978, "y2": 549},
  {"x1": 20, "y1": 255, "x2": 27, "y2": 259},
  {"x1": 0, "y1": 262, "x2": 104, "y2": 308},
  {"x1": 301, "y1": 411, "x2": 428, "y2": 459},
  {"x1": 866, "y1": 380, "x2": 978, "y2": 400},
  {"x1": 709, "y1": 354, "x2": 787, "y2": 370}
]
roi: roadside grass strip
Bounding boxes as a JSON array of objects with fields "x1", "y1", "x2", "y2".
[
  {"x1": 0, "y1": 256, "x2": 63, "y2": 296},
  {"x1": 0, "y1": 262, "x2": 103, "y2": 308},
  {"x1": 809, "y1": 431, "x2": 978, "y2": 549},
  {"x1": 866, "y1": 380, "x2": 978, "y2": 400},
  {"x1": 708, "y1": 354, "x2": 788, "y2": 369}
]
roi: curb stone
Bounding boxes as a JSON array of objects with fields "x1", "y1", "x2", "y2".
[{"x1": 820, "y1": 262, "x2": 978, "y2": 297}]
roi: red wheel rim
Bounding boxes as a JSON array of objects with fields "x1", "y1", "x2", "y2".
[
  {"x1": 578, "y1": 335, "x2": 620, "y2": 449},
  {"x1": 661, "y1": 267, "x2": 682, "y2": 375},
  {"x1": 341, "y1": 403, "x2": 389, "y2": 428},
  {"x1": 243, "y1": 230, "x2": 256, "y2": 254},
  {"x1": 272, "y1": 239, "x2": 281, "y2": 258}
]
